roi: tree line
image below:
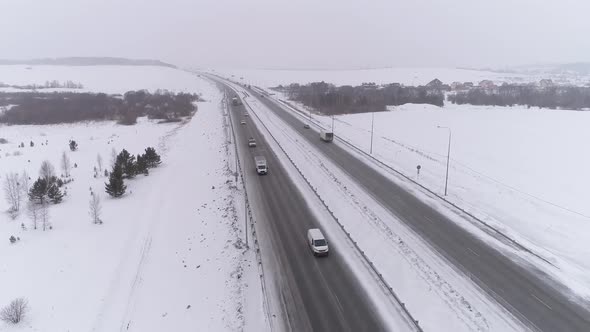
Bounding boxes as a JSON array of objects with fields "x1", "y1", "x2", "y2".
[
  {"x1": 0, "y1": 90, "x2": 199, "y2": 125},
  {"x1": 274, "y1": 81, "x2": 444, "y2": 115},
  {"x1": 0, "y1": 80, "x2": 83, "y2": 90},
  {"x1": 448, "y1": 84, "x2": 590, "y2": 110}
]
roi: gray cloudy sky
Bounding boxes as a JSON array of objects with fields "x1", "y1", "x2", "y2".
[{"x1": 1, "y1": 0, "x2": 589, "y2": 69}]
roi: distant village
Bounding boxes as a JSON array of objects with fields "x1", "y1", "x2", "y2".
[
  {"x1": 423, "y1": 78, "x2": 559, "y2": 93},
  {"x1": 355, "y1": 78, "x2": 590, "y2": 110},
  {"x1": 358, "y1": 77, "x2": 561, "y2": 94}
]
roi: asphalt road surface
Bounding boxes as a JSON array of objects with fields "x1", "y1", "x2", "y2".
[
  {"x1": 244, "y1": 86, "x2": 590, "y2": 332},
  {"x1": 216, "y1": 83, "x2": 391, "y2": 332}
]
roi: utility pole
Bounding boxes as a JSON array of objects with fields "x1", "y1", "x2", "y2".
[
  {"x1": 370, "y1": 112, "x2": 375, "y2": 154},
  {"x1": 331, "y1": 115, "x2": 335, "y2": 132},
  {"x1": 437, "y1": 126, "x2": 452, "y2": 196}
]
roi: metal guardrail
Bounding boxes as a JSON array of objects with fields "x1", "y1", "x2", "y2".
[
  {"x1": 276, "y1": 99, "x2": 553, "y2": 267},
  {"x1": 239, "y1": 93, "x2": 424, "y2": 332},
  {"x1": 221, "y1": 89, "x2": 274, "y2": 331}
]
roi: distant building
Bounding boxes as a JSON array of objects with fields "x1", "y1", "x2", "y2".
[
  {"x1": 426, "y1": 78, "x2": 444, "y2": 88},
  {"x1": 479, "y1": 80, "x2": 496, "y2": 89},
  {"x1": 450, "y1": 81, "x2": 463, "y2": 90},
  {"x1": 464, "y1": 82, "x2": 474, "y2": 88},
  {"x1": 539, "y1": 79, "x2": 554, "y2": 88},
  {"x1": 360, "y1": 82, "x2": 378, "y2": 90}
]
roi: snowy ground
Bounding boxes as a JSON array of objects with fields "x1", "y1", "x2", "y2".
[
  {"x1": 0, "y1": 67, "x2": 266, "y2": 331},
  {"x1": 226, "y1": 81, "x2": 527, "y2": 332},
  {"x1": 0, "y1": 65, "x2": 203, "y2": 94},
  {"x1": 266, "y1": 94, "x2": 590, "y2": 301}
]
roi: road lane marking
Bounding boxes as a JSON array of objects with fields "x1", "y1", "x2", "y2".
[
  {"x1": 531, "y1": 293, "x2": 553, "y2": 310},
  {"x1": 467, "y1": 248, "x2": 480, "y2": 257}
]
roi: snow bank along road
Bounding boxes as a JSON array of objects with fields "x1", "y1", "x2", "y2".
[
  {"x1": 218, "y1": 80, "x2": 590, "y2": 331},
  {"x1": 208, "y1": 79, "x2": 421, "y2": 332}
]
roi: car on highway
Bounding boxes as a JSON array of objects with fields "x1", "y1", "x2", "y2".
[
  {"x1": 307, "y1": 228, "x2": 329, "y2": 257},
  {"x1": 304, "y1": 124, "x2": 310, "y2": 129},
  {"x1": 240, "y1": 120, "x2": 246, "y2": 125},
  {"x1": 254, "y1": 156, "x2": 268, "y2": 175},
  {"x1": 320, "y1": 130, "x2": 334, "y2": 142},
  {"x1": 248, "y1": 137, "x2": 256, "y2": 147},
  {"x1": 244, "y1": 112, "x2": 249, "y2": 117}
]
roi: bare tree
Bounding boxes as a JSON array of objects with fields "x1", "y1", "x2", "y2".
[
  {"x1": 110, "y1": 148, "x2": 118, "y2": 168},
  {"x1": 3, "y1": 173, "x2": 22, "y2": 217},
  {"x1": 0, "y1": 298, "x2": 28, "y2": 324},
  {"x1": 89, "y1": 193, "x2": 103, "y2": 224},
  {"x1": 26, "y1": 201, "x2": 39, "y2": 230},
  {"x1": 61, "y1": 151, "x2": 71, "y2": 178},
  {"x1": 40, "y1": 202, "x2": 50, "y2": 231},
  {"x1": 39, "y1": 160, "x2": 55, "y2": 181},
  {"x1": 20, "y1": 171, "x2": 30, "y2": 199},
  {"x1": 97, "y1": 154, "x2": 103, "y2": 173}
]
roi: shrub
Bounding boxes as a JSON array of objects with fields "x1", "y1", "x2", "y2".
[
  {"x1": 0, "y1": 298, "x2": 28, "y2": 324},
  {"x1": 69, "y1": 140, "x2": 78, "y2": 151}
]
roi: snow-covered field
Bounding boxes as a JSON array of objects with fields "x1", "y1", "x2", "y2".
[
  {"x1": 0, "y1": 65, "x2": 203, "y2": 94},
  {"x1": 276, "y1": 98, "x2": 590, "y2": 298},
  {"x1": 213, "y1": 67, "x2": 537, "y2": 88},
  {"x1": 0, "y1": 67, "x2": 266, "y2": 331}
]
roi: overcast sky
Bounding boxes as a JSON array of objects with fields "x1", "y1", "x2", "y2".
[{"x1": 1, "y1": 0, "x2": 589, "y2": 69}]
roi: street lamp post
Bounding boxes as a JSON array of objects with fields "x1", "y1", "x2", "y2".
[
  {"x1": 331, "y1": 115, "x2": 335, "y2": 132},
  {"x1": 437, "y1": 126, "x2": 452, "y2": 196},
  {"x1": 370, "y1": 112, "x2": 375, "y2": 154}
]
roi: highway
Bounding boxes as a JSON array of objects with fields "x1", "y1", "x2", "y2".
[
  {"x1": 215, "y1": 82, "x2": 390, "y2": 332},
  {"x1": 240, "y1": 85, "x2": 590, "y2": 332}
]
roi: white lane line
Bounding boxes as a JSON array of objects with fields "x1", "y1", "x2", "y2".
[
  {"x1": 467, "y1": 247, "x2": 480, "y2": 257},
  {"x1": 531, "y1": 293, "x2": 553, "y2": 310}
]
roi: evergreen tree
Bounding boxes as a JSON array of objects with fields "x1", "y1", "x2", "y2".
[
  {"x1": 144, "y1": 147, "x2": 161, "y2": 168},
  {"x1": 47, "y1": 184, "x2": 64, "y2": 204},
  {"x1": 116, "y1": 149, "x2": 136, "y2": 178},
  {"x1": 28, "y1": 178, "x2": 48, "y2": 204},
  {"x1": 69, "y1": 140, "x2": 78, "y2": 151},
  {"x1": 135, "y1": 154, "x2": 149, "y2": 175},
  {"x1": 105, "y1": 164, "x2": 126, "y2": 197}
]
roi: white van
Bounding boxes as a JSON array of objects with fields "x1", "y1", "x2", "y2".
[{"x1": 307, "y1": 228, "x2": 329, "y2": 256}]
